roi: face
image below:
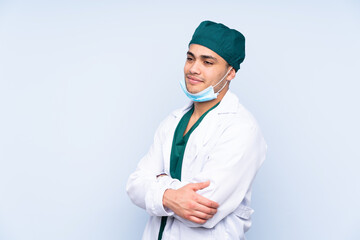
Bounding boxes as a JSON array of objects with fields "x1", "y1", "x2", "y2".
[{"x1": 184, "y1": 44, "x2": 234, "y2": 94}]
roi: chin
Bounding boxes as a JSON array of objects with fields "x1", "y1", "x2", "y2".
[{"x1": 187, "y1": 87, "x2": 204, "y2": 94}]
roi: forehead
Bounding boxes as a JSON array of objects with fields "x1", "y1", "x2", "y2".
[{"x1": 188, "y1": 44, "x2": 227, "y2": 64}]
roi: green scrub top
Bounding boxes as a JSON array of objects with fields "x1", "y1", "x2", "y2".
[{"x1": 158, "y1": 102, "x2": 220, "y2": 240}]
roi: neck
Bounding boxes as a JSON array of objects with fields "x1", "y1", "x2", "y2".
[{"x1": 193, "y1": 87, "x2": 228, "y2": 118}]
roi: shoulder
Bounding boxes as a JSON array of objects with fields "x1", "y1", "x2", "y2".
[
  {"x1": 214, "y1": 92, "x2": 267, "y2": 152},
  {"x1": 216, "y1": 91, "x2": 261, "y2": 134}
]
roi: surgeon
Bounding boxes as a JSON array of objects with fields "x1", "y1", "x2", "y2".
[{"x1": 126, "y1": 20, "x2": 267, "y2": 240}]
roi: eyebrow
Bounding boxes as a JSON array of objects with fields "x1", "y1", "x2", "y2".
[{"x1": 187, "y1": 51, "x2": 218, "y2": 62}]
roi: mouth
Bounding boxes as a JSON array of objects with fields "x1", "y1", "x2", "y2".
[{"x1": 186, "y1": 75, "x2": 203, "y2": 85}]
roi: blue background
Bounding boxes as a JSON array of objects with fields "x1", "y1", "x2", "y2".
[{"x1": 0, "y1": 1, "x2": 359, "y2": 239}]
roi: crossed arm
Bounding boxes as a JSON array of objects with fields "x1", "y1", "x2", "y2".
[
  {"x1": 162, "y1": 181, "x2": 219, "y2": 224},
  {"x1": 126, "y1": 119, "x2": 266, "y2": 227}
]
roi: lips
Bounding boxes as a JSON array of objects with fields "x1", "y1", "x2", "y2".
[{"x1": 187, "y1": 75, "x2": 203, "y2": 85}]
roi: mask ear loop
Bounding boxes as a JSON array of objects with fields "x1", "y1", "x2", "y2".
[{"x1": 214, "y1": 67, "x2": 233, "y2": 94}]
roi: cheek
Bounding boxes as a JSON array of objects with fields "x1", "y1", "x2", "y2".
[
  {"x1": 184, "y1": 62, "x2": 191, "y2": 73},
  {"x1": 208, "y1": 74, "x2": 223, "y2": 85}
]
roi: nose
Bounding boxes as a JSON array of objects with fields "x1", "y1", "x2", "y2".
[{"x1": 188, "y1": 60, "x2": 201, "y2": 75}]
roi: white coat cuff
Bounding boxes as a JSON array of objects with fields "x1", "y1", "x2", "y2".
[{"x1": 145, "y1": 175, "x2": 178, "y2": 216}]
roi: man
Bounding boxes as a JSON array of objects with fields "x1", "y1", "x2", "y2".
[{"x1": 126, "y1": 20, "x2": 267, "y2": 240}]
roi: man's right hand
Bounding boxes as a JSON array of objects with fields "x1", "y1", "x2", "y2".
[{"x1": 162, "y1": 181, "x2": 219, "y2": 224}]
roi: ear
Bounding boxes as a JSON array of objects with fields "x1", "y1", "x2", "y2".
[{"x1": 226, "y1": 68, "x2": 236, "y2": 81}]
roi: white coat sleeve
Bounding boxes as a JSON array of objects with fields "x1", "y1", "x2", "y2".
[
  {"x1": 126, "y1": 118, "x2": 180, "y2": 217},
  {"x1": 172, "y1": 122, "x2": 267, "y2": 228}
]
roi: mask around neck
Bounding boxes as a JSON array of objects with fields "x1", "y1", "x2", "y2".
[{"x1": 180, "y1": 67, "x2": 232, "y2": 102}]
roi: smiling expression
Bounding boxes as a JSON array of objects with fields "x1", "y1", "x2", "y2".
[{"x1": 184, "y1": 44, "x2": 233, "y2": 94}]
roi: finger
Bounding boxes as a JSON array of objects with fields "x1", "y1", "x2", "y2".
[
  {"x1": 195, "y1": 194, "x2": 219, "y2": 209},
  {"x1": 187, "y1": 215, "x2": 207, "y2": 224},
  {"x1": 191, "y1": 181, "x2": 210, "y2": 191},
  {"x1": 191, "y1": 210, "x2": 216, "y2": 220},
  {"x1": 191, "y1": 203, "x2": 217, "y2": 216}
]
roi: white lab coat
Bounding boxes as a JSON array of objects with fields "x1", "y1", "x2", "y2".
[{"x1": 126, "y1": 90, "x2": 267, "y2": 240}]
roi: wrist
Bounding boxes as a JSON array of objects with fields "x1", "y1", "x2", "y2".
[{"x1": 163, "y1": 188, "x2": 175, "y2": 208}]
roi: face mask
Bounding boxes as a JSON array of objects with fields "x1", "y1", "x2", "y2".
[{"x1": 180, "y1": 67, "x2": 232, "y2": 102}]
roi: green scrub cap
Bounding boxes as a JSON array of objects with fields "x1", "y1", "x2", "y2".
[{"x1": 189, "y1": 20, "x2": 245, "y2": 72}]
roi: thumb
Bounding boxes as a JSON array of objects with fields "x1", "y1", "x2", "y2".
[{"x1": 192, "y1": 181, "x2": 210, "y2": 191}]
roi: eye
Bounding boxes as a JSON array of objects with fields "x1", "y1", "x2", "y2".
[
  {"x1": 204, "y1": 61, "x2": 213, "y2": 65},
  {"x1": 186, "y1": 57, "x2": 194, "y2": 62}
]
